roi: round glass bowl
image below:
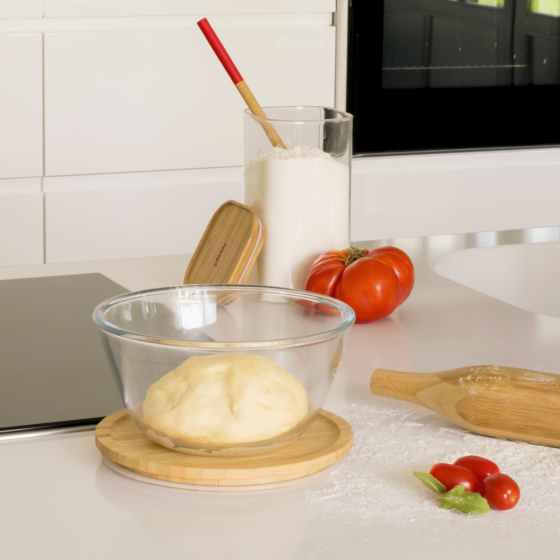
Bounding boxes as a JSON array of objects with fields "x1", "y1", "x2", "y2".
[{"x1": 93, "y1": 285, "x2": 355, "y2": 456}]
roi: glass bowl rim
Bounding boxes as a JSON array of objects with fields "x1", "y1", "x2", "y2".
[
  {"x1": 93, "y1": 284, "x2": 356, "y2": 349},
  {"x1": 243, "y1": 106, "x2": 353, "y2": 124}
]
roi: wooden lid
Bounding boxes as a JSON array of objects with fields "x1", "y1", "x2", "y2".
[
  {"x1": 184, "y1": 200, "x2": 264, "y2": 285},
  {"x1": 95, "y1": 409, "x2": 353, "y2": 488}
]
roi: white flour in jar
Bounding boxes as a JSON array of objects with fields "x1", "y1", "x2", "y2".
[{"x1": 244, "y1": 145, "x2": 349, "y2": 290}]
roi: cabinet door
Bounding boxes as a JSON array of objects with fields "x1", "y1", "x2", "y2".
[
  {"x1": 0, "y1": 34, "x2": 43, "y2": 179},
  {"x1": 0, "y1": 187, "x2": 43, "y2": 266},
  {"x1": 0, "y1": 0, "x2": 43, "y2": 18},
  {"x1": 44, "y1": 0, "x2": 334, "y2": 17},
  {"x1": 44, "y1": 27, "x2": 335, "y2": 176},
  {"x1": 45, "y1": 180, "x2": 242, "y2": 263}
]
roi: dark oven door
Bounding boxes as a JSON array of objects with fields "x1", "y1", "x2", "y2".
[{"x1": 347, "y1": 0, "x2": 560, "y2": 154}]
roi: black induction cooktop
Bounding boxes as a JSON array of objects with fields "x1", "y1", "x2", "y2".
[{"x1": 0, "y1": 273, "x2": 128, "y2": 436}]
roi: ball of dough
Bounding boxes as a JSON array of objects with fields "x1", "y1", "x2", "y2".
[{"x1": 143, "y1": 354, "x2": 308, "y2": 444}]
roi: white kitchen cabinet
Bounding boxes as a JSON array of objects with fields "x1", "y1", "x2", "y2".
[
  {"x1": 0, "y1": 34, "x2": 43, "y2": 179},
  {"x1": 44, "y1": 27, "x2": 335, "y2": 176},
  {"x1": 0, "y1": 0, "x2": 43, "y2": 18},
  {"x1": 44, "y1": 0, "x2": 335, "y2": 18},
  {"x1": 0, "y1": 191, "x2": 43, "y2": 266},
  {"x1": 45, "y1": 174, "x2": 243, "y2": 262},
  {"x1": 351, "y1": 149, "x2": 560, "y2": 242}
]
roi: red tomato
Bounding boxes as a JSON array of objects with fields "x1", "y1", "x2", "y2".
[
  {"x1": 305, "y1": 246, "x2": 414, "y2": 323},
  {"x1": 294, "y1": 298, "x2": 341, "y2": 317},
  {"x1": 429, "y1": 463, "x2": 480, "y2": 493},
  {"x1": 483, "y1": 474, "x2": 520, "y2": 510},
  {"x1": 453, "y1": 456, "x2": 500, "y2": 493},
  {"x1": 368, "y1": 247, "x2": 415, "y2": 305}
]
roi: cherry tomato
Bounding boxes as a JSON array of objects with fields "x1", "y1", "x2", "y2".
[
  {"x1": 305, "y1": 246, "x2": 415, "y2": 323},
  {"x1": 453, "y1": 456, "x2": 500, "y2": 494},
  {"x1": 429, "y1": 463, "x2": 480, "y2": 493},
  {"x1": 483, "y1": 474, "x2": 520, "y2": 510}
]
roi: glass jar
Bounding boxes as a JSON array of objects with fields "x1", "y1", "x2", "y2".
[{"x1": 244, "y1": 107, "x2": 353, "y2": 290}]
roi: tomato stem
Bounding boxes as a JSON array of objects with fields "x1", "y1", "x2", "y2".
[{"x1": 340, "y1": 246, "x2": 369, "y2": 266}]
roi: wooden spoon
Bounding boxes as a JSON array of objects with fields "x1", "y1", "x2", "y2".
[
  {"x1": 197, "y1": 18, "x2": 285, "y2": 149},
  {"x1": 370, "y1": 365, "x2": 560, "y2": 447}
]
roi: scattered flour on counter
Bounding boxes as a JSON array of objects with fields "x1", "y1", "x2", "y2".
[
  {"x1": 244, "y1": 145, "x2": 349, "y2": 290},
  {"x1": 274, "y1": 397, "x2": 560, "y2": 544}
]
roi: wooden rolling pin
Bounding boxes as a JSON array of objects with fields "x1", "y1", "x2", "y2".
[{"x1": 370, "y1": 365, "x2": 560, "y2": 447}]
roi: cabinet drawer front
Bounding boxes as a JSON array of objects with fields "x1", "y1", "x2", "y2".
[
  {"x1": 0, "y1": 192, "x2": 43, "y2": 266},
  {"x1": 44, "y1": 1, "x2": 335, "y2": 18},
  {"x1": 45, "y1": 181, "x2": 242, "y2": 263},
  {"x1": 44, "y1": 27, "x2": 335, "y2": 176},
  {"x1": 0, "y1": 0, "x2": 43, "y2": 18},
  {"x1": 0, "y1": 34, "x2": 43, "y2": 179}
]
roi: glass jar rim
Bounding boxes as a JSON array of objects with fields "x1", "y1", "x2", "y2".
[
  {"x1": 93, "y1": 284, "x2": 356, "y2": 349},
  {"x1": 243, "y1": 106, "x2": 353, "y2": 124}
]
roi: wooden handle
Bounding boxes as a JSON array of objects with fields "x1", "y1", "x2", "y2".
[
  {"x1": 236, "y1": 81, "x2": 286, "y2": 148},
  {"x1": 198, "y1": 18, "x2": 285, "y2": 149},
  {"x1": 370, "y1": 365, "x2": 560, "y2": 448},
  {"x1": 370, "y1": 369, "x2": 440, "y2": 407}
]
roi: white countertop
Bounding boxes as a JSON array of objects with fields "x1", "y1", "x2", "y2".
[{"x1": 2, "y1": 228, "x2": 560, "y2": 560}]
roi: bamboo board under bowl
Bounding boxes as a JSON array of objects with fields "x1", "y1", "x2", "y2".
[
  {"x1": 95, "y1": 409, "x2": 353, "y2": 489},
  {"x1": 101, "y1": 455, "x2": 346, "y2": 492}
]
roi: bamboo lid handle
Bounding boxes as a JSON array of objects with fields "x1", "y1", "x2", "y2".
[{"x1": 370, "y1": 369, "x2": 441, "y2": 407}]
